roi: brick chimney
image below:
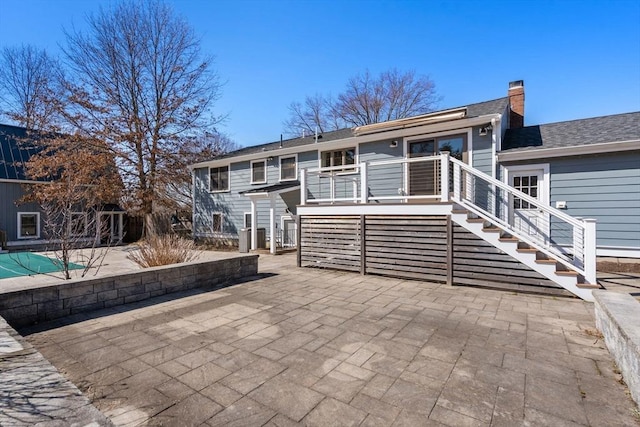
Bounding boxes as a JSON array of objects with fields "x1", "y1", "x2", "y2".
[{"x1": 508, "y1": 80, "x2": 524, "y2": 128}]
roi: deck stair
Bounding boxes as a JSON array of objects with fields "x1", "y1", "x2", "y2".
[{"x1": 450, "y1": 206, "x2": 600, "y2": 301}]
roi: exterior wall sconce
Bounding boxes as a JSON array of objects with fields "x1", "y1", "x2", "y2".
[
  {"x1": 389, "y1": 140, "x2": 398, "y2": 148},
  {"x1": 479, "y1": 125, "x2": 493, "y2": 136}
]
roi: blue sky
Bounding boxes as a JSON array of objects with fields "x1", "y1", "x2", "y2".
[{"x1": 1, "y1": 0, "x2": 639, "y2": 147}]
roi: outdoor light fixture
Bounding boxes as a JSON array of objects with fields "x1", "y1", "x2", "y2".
[
  {"x1": 390, "y1": 140, "x2": 398, "y2": 148},
  {"x1": 479, "y1": 124, "x2": 493, "y2": 136}
]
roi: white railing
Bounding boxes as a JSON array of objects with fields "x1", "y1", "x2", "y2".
[{"x1": 300, "y1": 153, "x2": 596, "y2": 283}]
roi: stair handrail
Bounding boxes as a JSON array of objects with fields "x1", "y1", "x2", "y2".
[{"x1": 449, "y1": 156, "x2": 596, "y2": 283}]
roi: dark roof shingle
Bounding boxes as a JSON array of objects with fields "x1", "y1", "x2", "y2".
[{"x1": 503, "y1": 112, "x2": 640, "y2": 151}]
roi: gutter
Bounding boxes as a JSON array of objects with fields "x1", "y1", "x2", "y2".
[
  {"x1": 191, "y1": 114, "x2": 501, "y2": 170},
  {"x1": 498, "y1": 139, "x2": 640, "y2": 162}
]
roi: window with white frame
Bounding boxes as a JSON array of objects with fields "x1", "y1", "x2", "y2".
[
  {"x1": 212, "y1": 213, "x2": 223, "y2": 233},
  {"x1": 244, "y1": 212, "x2": 252, "y2": 228},
  {"x1": 280, "y1": 155, "x2": 297, "y2": 181},
  {"x1": 70, "y1": 212, "x2": 88, "y2": 236},
  {"x1": 321, "y1": 147, "x2": 356, "y2": 172},
  {"x1": 18, "y1": 212, "x2": 40, "y2": 239},
  {"x1": 251, "y1": 160, "x2": 266, "y2": 184},
  {"x1": 209, "y1": 166, "x2": 229, "y2": 192}
]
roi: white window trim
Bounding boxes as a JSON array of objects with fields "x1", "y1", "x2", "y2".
[
  {"x1": 317, "y1": 146, "x2": 359, "y2": 174},
  {"x1": 243, "y1": 212, "x2": 252, "y2": 228},
  {"x1": 502, "y1": 163, "x2": 550, "y2": 206},
  {"x1": 250, "y1": 159, "x2": 267, "y2": 185},
  {"x1": 209, "y1": 165, "x2": 230, "y2": 193},
  {"x1": 70, "y1": 212, "x2": 89, "y2": 237},
  {"x1": 402, "y1": 130, "x2": 472, "y2": 196},
  {"x1": 17, "y1": 212, "x2": 40, "y2": 239},
  {"x1": 212, "y1": 212, "x2": 224, "y2": 233},
  {"x1": 279, "y1": 154, "x2": 298, "y2": 182}
]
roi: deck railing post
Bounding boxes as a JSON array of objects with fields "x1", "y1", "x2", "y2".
[
  {"x1": 583, "y1": 218, "x2": 597, "y2": 284},
  {"x1": 360, "y1": 162, "x2": 368, "y2": 204},
  {"x1": 453, "y1": 162, "x2": 461, "y2": 201},
  {"x1": 300, "y1": 169, "x2": 307, "y2": 205},
  {"x1": 440, "y1": 152, "x2": 450, "y2": 202}
]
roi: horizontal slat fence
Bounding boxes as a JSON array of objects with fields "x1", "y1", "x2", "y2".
[
  {"x1": 452, "y1": 225, "x2": 567, "y2": 295},
  {"x1": 299, "y1": 214, "x2": 570, "y2": 296},
  {"x1": 365, "y1": 216, "x2": 448, "y2": 282},
  {"x1": 300, "y1": 216, "x2": 361, "y2": 272}
]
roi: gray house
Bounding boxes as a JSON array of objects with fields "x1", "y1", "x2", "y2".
[
  {"x1": 0, "y1": 124, "x2": 125, "y2": 250},
  {"x1": 191, "y1": 81, "x2": 640, "y2": 301}
]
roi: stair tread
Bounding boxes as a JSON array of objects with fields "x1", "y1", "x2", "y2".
[
  {"x1": 556, "y1": 270, "x2": 578, "y2": 276},
  {"x1": 535, "y1": 259, "x2": 557, "y2": 264},
  {"x1": 482, "y1": 228, "x2": 501, "y2": 233},
  {"x1": 516, "y1": 248, "x2": 538, "y2": 253},
  {"x1": 451, "y1": 210, "x2": 468, "y2": 214},
  {"x1": 466, "y1": 218, "x2": 485, "y2": 223},
  {"x1": 499, "y1": 236, "x2": 518, "y2": 241}
]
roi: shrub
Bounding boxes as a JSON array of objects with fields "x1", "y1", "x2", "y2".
[{"x1": 128, "y1": 233, "x2": 200, "y2": 268}]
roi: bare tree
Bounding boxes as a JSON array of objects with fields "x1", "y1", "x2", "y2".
[
  {"x1": 0, "y1": 45, "x2": 62, "y2": 130},
  {"x1": 284, "y1": 69, "x2": 440, "y2": 135},
  {"x1": 21, "y1": 133, "x2": 123, "y2": 279},
  {"x1": 60, "y1": 0, "x2": 223, "y2": 232}
]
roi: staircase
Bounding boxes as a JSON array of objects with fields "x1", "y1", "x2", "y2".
[
  {"x1": 299, "y1": 152, "x2": 600, "y2": 301},
  {"x1": 450, "y1": 206, "x2": 599, "y2": 301}
]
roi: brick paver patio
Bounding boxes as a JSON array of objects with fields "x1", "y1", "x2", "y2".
[{"x1": 21, "y1": 253, "x2": 639, "y2": 426}]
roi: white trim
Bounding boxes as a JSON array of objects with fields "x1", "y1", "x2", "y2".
[
  {"x1": 17, "y1": 212, "x2": 40, "y2": 239},
  {"x1": 402, "y1": 130, "x2": 471, "y2": 197},
  {"x1": 317, "y1": 145, "x2": 359, "y2": 176},
  {"x1": 502, "y1": 163, "x2": 550, "y2": 206},
  {"x1": 280, "y1": 214, "x2": 297, "y2": 248},
  {"x1": 597, "y1": 247, "x2": 640, "y2": 258},
  {"x1": 498, "y1": 139, "x2": 640, "y2": 162},
  {"x1": 298, "y1": 203, "x2": 453, "y2": 216},
  {"x1": 208, "y1": 165, "x2": 230, "y2": 193},
  {"x1": 190, "y1": 114, "x2": 501, "y2": 170},
  {"x1": 250, "y1": 159, "x2": 267, "y2": 185},
  {"x1": 279, "y1": 154, "x2": 298, "y2": 182}
]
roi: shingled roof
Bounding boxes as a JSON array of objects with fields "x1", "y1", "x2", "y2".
[
  {"x1": 207, "y1": 97, "x2": 510, "y2": 162},
  {"x1": 0, "y1": 124, "x2": 44, "y2": 181},
  {"x1": 503, "y1": 112, "x2": 640, "y2": 151}
]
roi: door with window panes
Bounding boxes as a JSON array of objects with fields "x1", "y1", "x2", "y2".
[
  {"x1": 510, "y1": 169, "x2": 548, "y2": 245},
  {"x1": 408, "y1": 134, "x2": 465, "y2": 199}
]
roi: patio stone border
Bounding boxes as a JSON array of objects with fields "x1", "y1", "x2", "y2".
[
  {"x1": 593, "y1": 290, "x2": 640, "y2": 408},
  {"x1": 0, "y1": 255, "x2": 258, "y2": 327}
]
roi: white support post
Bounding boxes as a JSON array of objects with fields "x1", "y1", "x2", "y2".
[
  {"x1": 453, "y1": 163, "x2": 461, "y2": 201},
  {"x1": 118, "y1": 214, "x2": 123, "y2": 243},
  {"x1": 300, "y1": 169, "x2": 306, "y2": 205},
  {"x1": 352, "y1": 179, "x2": 358, "y2": 202},
  {"x1": 250, "y1": 199, "x2": 257, "y2": 250},
  {"x1": 270, "y1": 197, "x2": 276, "y2": 254},
  {"x1": 360, "y1": 162, "x2": 368, "y2": 204},
  {"x1": 583, "y1": 218, "x2": 597, "y2": 284},
  {"x1": 440, "y1": 152, "x2": 449, "y2": 202},
  {"x1": 330, "y1": 173, "x2": 335, "y2": 204}
]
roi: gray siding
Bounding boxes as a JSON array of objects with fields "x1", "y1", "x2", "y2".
[
  {"x1": 472, "y1": 126, "x2": 493, "y2": 176},
  {"x1": 360, "y1": 139, "x2": 404, "y2": 201},
  {"x1": 549, "y1": 152, "x2": 640, "y2": 250},
  {"x1": 194, "y1": 151, "x2": 317, "y2": 240},
  {"x1": 0, "y1": 182, "x2": 42, "y2": 243}
]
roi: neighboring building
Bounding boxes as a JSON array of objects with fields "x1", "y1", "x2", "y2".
[
  {"x1": 0, "y1": 124, "x2": 124, "y2": 250},
  {"x1": 191, "y1": 81, "x2": 640, "y2": 301}
]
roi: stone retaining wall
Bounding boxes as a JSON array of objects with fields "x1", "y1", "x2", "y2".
[
  {"x1": 0, "y1": 255, "x2": 259, "y2": 327},
  {"x1": 594, "y1": 290, "x2": 640, "y2": 408}
]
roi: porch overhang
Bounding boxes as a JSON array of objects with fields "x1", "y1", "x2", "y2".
[{"x1": 239, "y1": 181, "x2": 300, "y2": 253}]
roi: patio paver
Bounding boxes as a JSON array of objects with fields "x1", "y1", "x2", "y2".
[{"x1": 15, "y1": 253, "x2": 640, "y2": 426}]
